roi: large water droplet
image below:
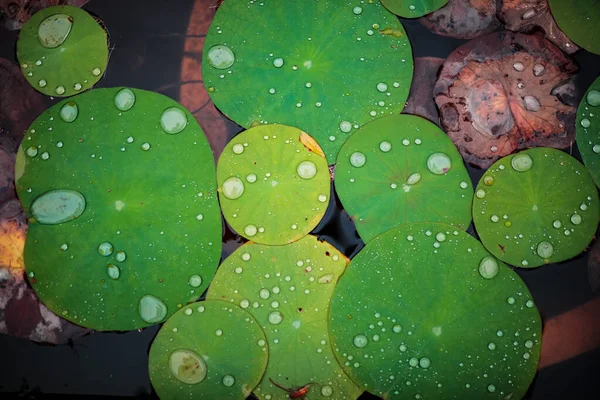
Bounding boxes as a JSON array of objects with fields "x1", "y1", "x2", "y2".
[
  {"x1": 350, "y1": 152, "x2": 366, "y2": 168},
  {"x1": 268, "y1": 311, "x2": 283, "y2": 325},
  {"x1": 107, "y1": 264, "x2": 120, "y2": 280},
  {"x1": 297, "y1": 161, "x2": 317, "y2": 179},
  {"x1": 60, "y1": 102, "x2": 78, "y2": 122},
  {"x1": 537, "y1": 241, "x2": 553, "y2": 258},
  {"x1": 511, "y1": 153, "x2": 533, "y2": 172},
  {"x1": 26, "y1": 146, "x2": 38, "y2": 157},
  {"x1": 406, "y1": 173, "x2": 421, "y2": 185},
  {"x1": 479, "y1": 256, "x2": 499, "y2": 279},
  {"x1": 321, "y1": 385, "x2": 333, "y2": 397},
  {"x1": 115, "y1": 251, "x2": 126, "y2": 262},
  {"x1": 222, "y1": 374, "x2": 235, "y2": 387},
  {"x1": 273, "y1": 57, "x2": 284, "y2": 68},
  {"x1": 523, "y1": 96, "x2": 541, "y2": 112},
  {"x1": 379, "y1": 141, "x2": 392, "y2": 152},
  {"x1": 222, "y1": 177, "x2": 245, "y2": 199},
  {"x1": 207, "y1": 45, "x2": 235, "y2": 69},
  {"x1": 587, "y1": 90, "x2": 600, "y2": 107},
  {"x1": 533, "y1": 64, "x2": 545, "y2": 77},
  {"x1": 38, "y1": 14, "x2": 72, "y2": 48},
  {"x1": 188, "y1": 274, "x2": 202, "y2": 288},
  {"x1": 419, "y1": 358, "x2": 431, "y2": 368},
  {"x1": 160, "y1": 107, "x2": 187, "y2": 134},
  {"x1": 513, "y1": 62, "x2": 524, "y2": 72},
  {"x1": 169, "y1": 349, "x2": 207, "y2": 384},
  {"x1": 339, "y1": 121, "x2": 352, "y2": 133},
  {"x1": 138, "y1": 294, "x2": 167, "y2": 323},
  {"x1": 353, "y1": 334, "x2": 368, "y2": 348},
  {"x1": 581, "y1": 118, "x2": 591, "y2": 128},
  {"x1": 427, "y1": 153, "x2": 451, "y2": 175},
  {"x1": 31, "y1": 189, "x2": 86, "y2": 225},
  {"x1": 114, "y1": 88, "x2": 136, "y2": 111},
  {"x1": 98, "y1": 242, "x2": 113, "y2": 256},
  {"x1": 570, "y1": 213, "x2": 582, "y2": 225},
  {"x1": 244, "y1": 224, "x2": 257, "y2": 237}
]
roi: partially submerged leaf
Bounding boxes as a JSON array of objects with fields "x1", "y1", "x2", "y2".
[
  {"x1": 473, "y1": 148, "x2": 599, "y2": 268},
  {"x1": 217, "y1": 125, "x2": 330, "y2": 245},
  {"x1": 16, "y1": 6, "x2": 108, "y2": 97},
  {"x1": 547, "y1": 0, "x2": 600, "y2": 55},
  {"x1": 202, "y1": 0, "x2": 413, "y2": 163},
  {"x1": 403, "y1": 57, "x2": 444, "y2": 127},
  {"x1": 149, "y1": 300, "x2": 268, "y2": 400},
  {"x1": 329, "y1": 222, "x2": 542, "y2": 400},
  {"x1": 434, "y1": 31, "x2": 577, "y2": 168},
  {"x1": 207, "y1": 235, "x2": 362, "y2": 400},
  {"x1": 420, "y1": 0, "x2": 500, "y2": 39},
  {"x1": 498, "y1": 0, "x2": 579, "y2": 54},
  {"x1": 335, "y1": 114, "x2": 472, "y2": 243},
  {"x1": 0, "y1": 0, "x2": 89, "y2": 31},
  {"x1": 16, "y1": 88, "x2": 222, "y2": 330},
  {"x1": 576, "y1": 76, "x2": 600, "y2": 188},
  {"x1": 380, "y1": 0, "x2": 448, "y2": 18}
]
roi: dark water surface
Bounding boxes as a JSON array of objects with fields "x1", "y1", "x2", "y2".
[{"x1": 1, "y1": 1, "x2": 599, "y2": 399}]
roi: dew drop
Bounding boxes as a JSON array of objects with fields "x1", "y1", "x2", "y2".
[
  {"x1": 141, "y1": 142, "x2": 151, "y2": 151},
  {"x1": 350, "y1": 152, "x2": 366, "y2": 168},
  {"x1": 488, "y1": 342, "x2": 496, "y2": 350},
  {"x1": 114, "y1": 88, "x2": 136, "y2": 111},
  {"x1": 318, "y1": 194, "x2": 328, "y2": 203},
  {"x1": 426, "y1": 153, "x2": 451, "y2": 175},
  {"x1": 31, "y1": 189, "x2": 86, "y2": 225},
  {"x1": 38, "y1": 79, "x2": 47, "y2": 88},
  {"x1": 59, "y1": 102, "x2": 78, "y2": 122},
  {"x1": 409, "y1": 358, "x2": 419, "y2": 367},
  {"x1": 207, "y1": 45, "x2": 235, "y2": 69},
  {"x1": 115, "y1": 251, "x2": 126, "y2": 262},
  {"x1": 188, "y1": 274, "x2": 202, "y2": 288},
  {"x1": 376, "y1": 82, "x2": 388, "y2": 92},
  {"x1": 222, "y1": 177, "x2": 245, "y2": 200},
  {"x1": 571, "y1": 214, "x2": 582, "y2": 225},
  {"x1": 479, "y1": 256, "x2": 499, "y2": 279},
  {"x1": 353, "y1": 334, "x2": 368, "y2": 348},
  {"x1": 268, "y1": 311, "x2": 283, "y2": 325},
  {"x1": 222, "y1": 374, "x2": 235, "y2": 387},
  {"x1": 513, "y1": 62, "x2": 524, "y2": 72},
  {"x1": 138, "y1": 294, "x2": 167, "y2": 323},
  {"x1": 297, "y1": 161, "x2": 317, "y2": 179},
  {"x1": 273, "y1": 57, "x2": 284, "y2": 68},
  {"x1": 587, "y1": 90, "x2": 600, "y2": 107},
  {"x1": 339, "y1": 121, "x2": 352, "y2": 133},
  {"x1": 169, "y1": 350, "x2": 207, "y2": 384},
  {"x1": 55, "y1": 86, "x2": 65, "y2": 95},
  {"x1": 523, "y1": 96, "x2": 541, "y2": 112},
  {"x1": 379, "y1": 141, "x2": 392, "y2": 152},
  {"x1": 353, "y1": 6, "x2": 363, "y2": 14},
  {"x1": 476, "y1": 189, "x2": 486, "y2": 199},
  {"x1": 533, "y1": 64, "x2": 545, "y2": 77},
  {"x1": 232, "y1": 143, "x2": 244, "y2": 154},
  {"x1": 26, "y1": 146, "x2": 38, "y2": 157},
  {"x1": 38, "y1": 14, "x2": 72, "y2": 48},
  {"x1": 419, "y1": 358, "x2": 431, "y2": 368},
  {"x1": 511, "y1": 153, "x2": 533, "y2": 172},
  {"x1": 536, "y1": 241, "x2": 554, "y2": 259},
  {"x1": 107, "y1": 264, "x2": 120, "y2": 280},
  {"x1": 246, "y1": 173, "x2": 257, "y2": 183},
  {"x1": 488, "y1": 384, "x2": 496, "y2": 393},
  {"x1": 406, "y1": 173, "x2": 421, "y2": 185},
  {"x1": 160, "y1": 107, "x2": 187, "y2": 134},
  {"x1": 581, "y1": 118, "x2": 591, "y2": 128},
  {"x1": 321, "y1": 385, "x2": 333, "y2": 397},
  {"x1": 244, "y1": 224, "x2": 257, "y2": 237}
]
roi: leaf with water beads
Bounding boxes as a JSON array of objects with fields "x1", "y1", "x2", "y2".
[
  {"x1": 380, "y1": 0, "x2": 448, "y2": 18},
  {"x1": 202, "y1": 0, "x2": 413, "y2": 163},
  {"x1": 334, "y1": 114, "x2": 472, "y2": 243},
  {"x1": 576, "y1": 76, "x2": 600, "y2": 189},
  {"x1": 547, "y1": 0, "x2": 600, "y2": 55},
  {"x1": 217, "y1": 124, "x2": 330, "y2": 245},
  {"x1": 473, "y1": 148, "x2": 599, "y2": 268},
  {"x1": 15, "y1": 87, "x2": 222, "y2": 330},
  {"x1": 149, "y1": 299, "x2": 268, "y2": 400},
  {"x1": 329, "y1": 222, "x2": 542, "y2": 400},
  {"x1": 16, "y1": 6, "x2": 108, "y2": 97},
  {"x1": 207, "y1": 235, "x2": 362, "y2": 400}
]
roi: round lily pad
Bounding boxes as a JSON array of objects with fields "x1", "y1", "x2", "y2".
[
  {"x1": 329, "y1": 222, "x2": 542, "y2": 400},
  {"x1": 473, "y1": 148, "x2": 599, "y2": 268},
  {"x1": 206, "y1": 235, "x2": 362, "y2": 400},
  {"x1": 16, "y1": 5, "x2": 108, "y2": 97},
  {"x1": 15, "y1": 87, "x2": 221, "y2": 330},
  {"x1": 217, "y1": 124, "x2": 330, "y2": 245},
  {"x1": 576, "y1": 76, "x2": 600, "y2": 188},
  {"x1": 381, "y1": 0, "x2": 448, "y2": 18},
  {"x1": 548, "y1": 0, "x2": 600, "y2": 55},
  {"x1": 202, "y1": 0, "x2": 413, "y2": 163},
  {"x1": 149, "y1": 299, "x2": 268, "y2": 400},
  {"x1": 334, "y1": 114, "x2": 472, "y2": 243}
]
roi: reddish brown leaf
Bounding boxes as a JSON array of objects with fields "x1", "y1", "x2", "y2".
[
  {"x1": 434, "y1": 31, "x2": 577, "y2": 168},
  {"x1": 498, "y1": 0, "x2": 579, "y2": 54},
  {"x1": 420, "y1": 0, "x2": 501, "y2": 39},
  {"x1": 0, "y1": 0, "x2": 89, "y2": 30},
  {"x1": 403, "y1": 57, "x2": 444, "y2": 127}
]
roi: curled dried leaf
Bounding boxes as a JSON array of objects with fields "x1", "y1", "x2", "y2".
[
  {"x1": 434, "y1": 31, "x2": 577, "y2": 168},
  {"x1": 498, "y1": 0, "x2": 579, "y2": 54},
  {"x1": 420, "y1": 0, "x2": 500, "y2": 39}
]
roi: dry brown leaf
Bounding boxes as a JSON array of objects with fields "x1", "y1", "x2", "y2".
[{"x1": 420, "y1": 0, "x2": 501, "y2": 39}]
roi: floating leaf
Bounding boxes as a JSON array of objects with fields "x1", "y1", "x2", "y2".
[
  {"x1": 202, "y1": 0, "x2": 413, "y2": 163},
  {"x1": 0, "y1": 0, "x2": 90, "y2": 31},
  {"x1": 329, "y1": 222, "x2": 542, "y2": 400},
  {"x1": 16, "y1": 88, "x2": 222, "y2": 330},
  {"x1": 473, "y1": 148, "x2": 599, "y2": 268},
  {"x1": 217, "y1": 125, "x2": 330, "y2": 245},
  {"x1": 16, "y1": 5, "x2": 108, "y2": 97},
  {"x1": 576, "y1": 76, "x2": 600, "y2": 188},
  {"x1": 207, "y1": 235, "x2": 362, "y2": 400},
  {"x1": 149, "y1": 300, "x2": 268, "y2": 400},
  {"x1": 498, "y1": 0, "x2": 579, "y2": 54},
  {"x1": 434, "y1": 31, "x2": 577, "y2": 168},
  {"x1": 420, "y1": 0, "x2": 500, "y2": 39},
  {"x1": 548, "y1": 0, "x2": 600, "y2": 55},
  {"x1": 380, "y1": 0, "x2": 448, "y2": 18},
  {"x1": 335, "y1": 114, "x2": 472, "y2": 243},
  {"x1": 403, "y1": 57, "x2": 444, "y2": 127}
]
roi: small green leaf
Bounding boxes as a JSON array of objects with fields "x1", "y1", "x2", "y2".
[
  {"x1": 207, "y1": 235, "x2": 362, "y2": 400},
  {"x1": 548, "y1": 0, "x2": 600, "y2": 55},
  {"x1": 473, "y1": 148, "x2": 599, "y2": 268},
  {"x1": 576, "y1": 76, "x2": 600, "y2": 188},
  {"x1": 149, "y1": 300, "x2": 269, "y2": 400},
  {"x1": 381, "y1": 0, "x2": 448, "y2": 18},
  {"x1": 335, "y1": 114, "x2": 472, "y2": 243},
  {"x1": 16, "y1": 87, "x2": 222, "y2": 330},
  {"x1": 203, "y1": 0, "x2": 413, "y2": 163},
  {"x1": 217, "y1": 125, "x2": 330, "y2": 245},
  {"x1": 17, "y1": 6, "x2": 109, "y2": 97},
  {"x1": 329, "y1": 222, "x2": 541, "y2": 400}
]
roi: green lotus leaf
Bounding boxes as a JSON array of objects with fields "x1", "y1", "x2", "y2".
[
  {"x1": 576, "y1": 76, "x2": 600, "y2": 188},
  {"x1": 149, "y1": 299, "x2": 269, "y2": 400},
  {"x1": 16, "y1": 87, "x2": 221, "y2": 330},
  {"x1": 207, "y1": 235, "x2": 362, "y2": 400},
  {"x1": 329, "y1": 222, "x2": 541, "y2": 400},
  {"x1": 380, "y1": 0, "x2": 448, "y2": 18},
  {"x1": 334, "y1": 114, "x2": 472, "y2": 243},
  {"x1": 203, "y1": 0, "x2": 413, "y2": 163},
  {"x1": 473, "y1": 148, "x2": 599, "y2": 268},
  {"x1": 16, "y1": 5, "x2": 109, "y2": 97},
  {"x1": 217, "y1": 124, "x2": 330, "y2": 245},
  {"x1": 548, "y1": 0, "x2": 600, "y2": 55}
]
